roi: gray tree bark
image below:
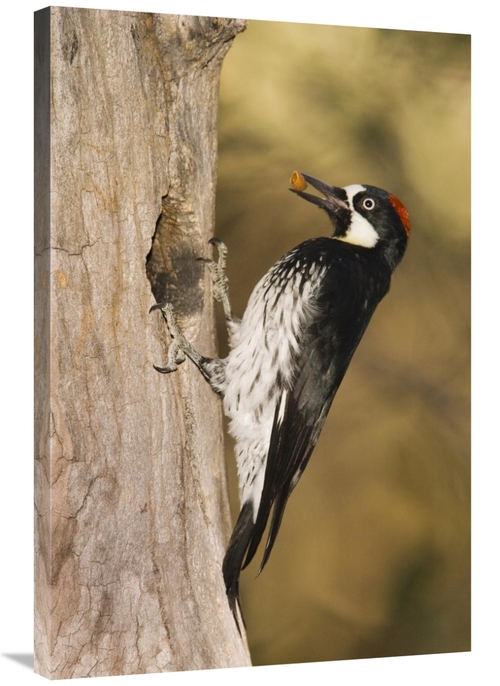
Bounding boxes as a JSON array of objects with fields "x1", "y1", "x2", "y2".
[{"x1": 34, "y1": 7, "x2": 250, "y2": 679}]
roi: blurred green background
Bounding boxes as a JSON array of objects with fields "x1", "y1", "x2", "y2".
[{"x1": 215, "y1": 21, "x2": 470, "y2": 665}]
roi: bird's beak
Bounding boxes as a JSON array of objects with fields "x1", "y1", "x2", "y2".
[{"x1": 290, "y1": 172, "x2": 350, "y2": 219}]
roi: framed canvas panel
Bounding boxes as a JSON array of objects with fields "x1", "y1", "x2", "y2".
[{"x1": 4, "y1": 1, "x2": 478, "y2": 685}]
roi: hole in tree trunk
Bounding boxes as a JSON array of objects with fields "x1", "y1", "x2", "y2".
[{"x1": 146, "y1": 193, "x2": 204, "y2": 317}]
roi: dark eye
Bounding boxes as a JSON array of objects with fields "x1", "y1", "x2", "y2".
[{"x1": 362, "y1": 198, "x2": 375, "y2": 210}]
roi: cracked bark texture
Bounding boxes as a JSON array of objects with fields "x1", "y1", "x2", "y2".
[{"x1": 34, "y1": 7, "x2": 249, "y2": 679}]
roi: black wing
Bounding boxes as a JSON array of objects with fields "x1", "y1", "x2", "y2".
[
  {"x1": 222, "y1": 320, "x2": 338, "y2": 629},
  {"x1": 241, "y1": 322, "x2": 341, "y2": 573}
]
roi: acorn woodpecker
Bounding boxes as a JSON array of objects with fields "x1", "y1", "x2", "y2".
[{"x1": 150, "y1": 172, "x2": 410, "y2": 632}]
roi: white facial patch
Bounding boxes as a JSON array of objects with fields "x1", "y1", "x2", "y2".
[{"x1": 336, "y1": 184, "x2": 379, "y2": 248}]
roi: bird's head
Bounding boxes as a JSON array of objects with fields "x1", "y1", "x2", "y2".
[{"x1": 290, "y1": 171, "x2": 411, "y2": 270}]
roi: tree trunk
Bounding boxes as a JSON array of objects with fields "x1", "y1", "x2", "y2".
[{"x1": 34, "y1": 7, "x2": 250, "y2": 679}]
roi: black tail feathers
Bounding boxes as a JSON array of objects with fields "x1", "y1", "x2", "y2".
[{"x1": 222, "y1": 500, "x2": 255, "y2": 635}]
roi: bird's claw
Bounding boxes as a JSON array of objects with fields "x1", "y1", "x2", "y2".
[
  {"x1": 198, "y1": 238, "x2": 230, "y2": 307},
  {"x1": 149, "y1": 301, "x2": 168, "y2": 314},
  {"x1": 208, "y1": 237, "x2": 225, "y2": 248},
  {"x1": 153, "y1": 359, "x2": 185, "y2": 374},
  {"x1": 150, "y1": 302, "x2": 191, "y2": 373}
]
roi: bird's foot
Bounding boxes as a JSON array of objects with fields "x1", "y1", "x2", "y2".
[
  {"x1": 197, "y1": 238, "x2": 233, "y2": 320},
  {"x1": 149, "y1": 302, "x2": 198, "y2": 373}
]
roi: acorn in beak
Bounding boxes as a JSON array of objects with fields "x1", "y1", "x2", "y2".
[
  {"x1": 289, "y1": 171, "x2": 352, "y2": 237},
  {"x1": 290, "y1": 171, "x2": 348, "y2": 211}
]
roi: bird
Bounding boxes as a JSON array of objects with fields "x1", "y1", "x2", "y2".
[{"x1": 150, "y1": 171, "x2": 411, "y2": 632}]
